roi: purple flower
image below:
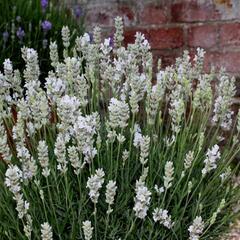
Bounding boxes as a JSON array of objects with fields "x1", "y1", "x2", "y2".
[
  {"x1": 41, "y1": 20, "x2": 52, "y2": 32},
  {"x1": 16, "y1": 27, "x2": 25, "y2": 41},
  {"x1": 3, "y1": 31, "x2": 9, "y2": 43},
  {"x1": 74, "y1": 5, "x2": 83, "y2": 18},
  {"x1": 41, "y1": 0, "x2": 48, "y2": 11},
  {"x1": 109, "y1": 35, "x2": 114, "y2": 47}
]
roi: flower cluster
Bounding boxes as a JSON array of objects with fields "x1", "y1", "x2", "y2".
[
  {"x1": 82, "y1": 220, "x2": 93, "y2": 240},
  {"x1": 5, "y1": 165, "x2": 32, "y2": 238},
  {"x1": 188, "y1": 216, "x2": 204, "y2": 240},
  {"x1": 163, "y1": 161, "x2": 174, "y2": 189},
  {"x1": 108, "y1": 98, "x2": 129, "y2": 129},
  {"x1": 41, "y1": 222, "x2": 53, "y2": 240},
  {"x1": 202, "y1": 145, "x2": 220, "y2": 176},
  {"x1": 153, "y1": 208, "x2": 174, "y2": 229},
  {"x1": 105, "y1": 180, "x2": 117, "y2": 214},
  {"x1": 37, "y1": 141, "x2": 50, "y2": 177},
  {"x1": 86, "y1": 168, "x2": 105, "y2": 204},
  {"x1": 133, "y1": 180, "x2": 151, "y2": 219}
]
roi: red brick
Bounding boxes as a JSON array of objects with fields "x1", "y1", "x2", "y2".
[
  {"x1": 85, "y1": 5, "x2": 136, "y2": 28},
  {"x1": 124, "y1": 27, "x2": 184, "y2": 50},
  {"x1": 188, "y1": 25, "x2": 218, "y2": 48},
  {"x1": 140, "y1": 4, "x2": 168, "y2": 25},
  {"x1": 153, "y1": 49, "x2": 183, "y2": 68},
  {"x1": 117, "y1": 5, "x2": 135, "y2": 26},
  {"x1": 220, "y1": 23, "x2": 240, "y2": 47},
  {"x1": 86, "y1": 9, "x2": 111, "y2": 27},
  {"x1": 204, "y1": 51, "x2": 240, "y2": 74},
  {"x1": 171, "y1": 2, "x2": 220, "y2": 22}
]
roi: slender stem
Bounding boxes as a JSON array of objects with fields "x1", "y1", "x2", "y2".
[
  {"x1": 124, "y1": 217, "x2": 136, "y2": 240},
  {"x1": 94, "y1": 203, "x2": 97, "y2": 240},
  {"x1": 103, "y1": 211, "x2": 110, "y2": 240}
]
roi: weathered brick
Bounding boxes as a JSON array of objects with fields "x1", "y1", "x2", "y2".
[
  {"x1": 204, "y1": 51, "x2": 240, "y2": 73},
  {"x1": 220, "y1": 23, "x2": 240, "y2": 48},
  {"x1": 188, "y1": 25, "x2": 218, "y2": 49},
  {"x1": 85, "y1": 4, "x2": 136, "y2": 28},
  {"x1": 153, "y1": 49, "x2": 183, "y2": 69},
  {"x1": 124, "y1": 27, "x2": 184, "y2": 49},
  {"x1": 140, "y1": 3, "x2": 168, "y2": 25},
  {"x1": 171, "y1": 2, "x2": 220, "y2": 22},
  {"x1": 85, "y1": 8, "x2": 111, "y2": 27}
]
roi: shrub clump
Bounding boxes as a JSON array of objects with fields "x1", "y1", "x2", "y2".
[{"x1": 0, "y1": 17, "x2": 240, "y2": 240}]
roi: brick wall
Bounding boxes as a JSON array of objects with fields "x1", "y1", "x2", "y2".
[{"x1": 75, "y1": 0, "x2": 240, "y2": 76}]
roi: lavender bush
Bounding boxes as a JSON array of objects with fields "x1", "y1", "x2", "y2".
[{"x1": 0, "y1": 17, "x2": 239, "y2": 240}]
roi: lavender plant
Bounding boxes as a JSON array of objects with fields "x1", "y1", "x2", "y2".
[
  {"x1": 0, "y1": 0, "x2": 84, "y2": 77},
  {"x1": 0, "y1": 17, "x2": 240, "y2": 240}
]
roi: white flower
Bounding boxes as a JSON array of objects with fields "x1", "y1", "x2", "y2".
[
  {"x1": 15, "y1": 193, "x2": 30, "y2": 219},
  {"x1": 122, "y1": 149, "x2": 129, "y2": 167},
  {"x1": 57, "y1": 95, "x2": 80, "y2": 133},
  {"x1": 61, "y1": 26, "x2": 70, "y2": 48},
  {"x1": 5, "y1": 165, "x2": 22, "y2": 194},
  {"x1": 153, "y1": 208, "x2": 174, "y2": 229},
  {"x1": 169, "y1": 85, "x2": 185, "y2": 134},
  {"x1": 184, "y1": 151, "x2": 194, "y2": 170},
  {"x1": 3, "y1": 59, "x2": 13, "y2": 82},
  {"x1": 74, "y1": 113, "x2": 98, "y2": 165},
  {"x1": 188, "y1": 216, "x2": 204, "y2": 240},
  {"x1": 45, "y1": 76, "x2": 66, "y2": 102},
  {"x1": 37, "y1": 141, "x2": 50, "y2": 177},
  {"x1": 0, "y1": 123, "x2": 12, "y2": 162},
  {"x1": 114, "y1": 16, "x2": 124, "y2": 48},
  {"x1": 105, "y1": 180, "x2": 117, "y2": 214},
  {"x1": 163, "y1": 161, "x2": 174, "y2": 189},
  {"x1": 93, "y1": 26, "x2": 101, "y2": 45},
  {"x1": 24, "y1": 214, "x2": 33, "y2": 239},
  {"x1": 108, "y1": 98, "x2": 129, "y2": 129},
  {"x1": 212, "y1": 74, "x2": 236, "y2": 130},
  {"x1": 80, "y1": 33, "x2": 91, "y2": 47},
  {"x1": 67, "y1": 146, "x2": 81, "y2": 175},
  {"x1": 22, "y1": 48, "x2": 40, "y2": 83},
  {"x1": 86, "y1": 168, "x2": 105, "y2": 204},
  {"x1": 49, "y1": 41, "x2": 59, "y2": 68},
  {"x1": 133, "y1": 124, "x2": 143, "y2": 148},
  {"x1": 82, "y1": 220, "x2": 93, "y2": 240},
  {"x1": 146, "y1": 83, "x2": 165, "y2": 126},
  {"x1": 139, "y1": 135, "x2": 150, "y2": 165},
  {"x1": 133, "y1": 180, "x2": 151, "y2": 219},
  {"x1": 54, "y1": 134, "x2": 67, "y2": 174},
  {"x1": 117, "y1": 134, "x2": 126, "y2": 144},
  {"x1": 16, "y1": 145, "x2": 37, "y2": 180},
  {"x1": 202, "y1": 145, "x2": 220, "y2": 176},
  {"x1": 41, "y1": 222, "x2": 53, "y2": 240},
  {"x1": 154, "y1": 185, "x2": 164, "y2": 195},
  {"x1": 74, "y1": 75, "x2": 89, "y2": 107},
  {"x1": 5, "y1": 165, "x2": 31, "y2": 219},
  {"x1": 193, "y1": 73, "x2": 213, "y2": 110}
]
